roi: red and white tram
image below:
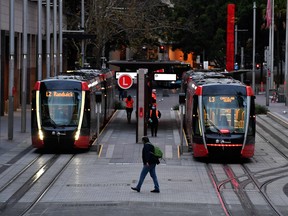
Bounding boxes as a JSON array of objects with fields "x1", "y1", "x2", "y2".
[{"x1": 182, "y1": 70, "x2": 255, "y2": 158}]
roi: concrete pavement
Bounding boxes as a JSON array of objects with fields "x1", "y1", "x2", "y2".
[{"x1": 0, "y1": 90, "x2": 288, "y2": 216}]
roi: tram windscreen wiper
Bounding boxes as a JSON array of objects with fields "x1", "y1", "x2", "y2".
[{"x1": 207, "y1": 120, "x2": 223, "y2": 135}]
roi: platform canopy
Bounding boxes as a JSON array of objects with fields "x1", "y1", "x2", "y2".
[{"x1": 108, "y1": 60, "x2": 190, "y2": 72}]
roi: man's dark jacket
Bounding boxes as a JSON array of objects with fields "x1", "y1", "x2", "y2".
[{"x1": 142, "y1": 142, "x2": 160, "y2": 165}]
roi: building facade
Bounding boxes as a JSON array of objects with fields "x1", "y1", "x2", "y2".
[{"x1": 0, "y1": 0, "x2": 64, "y2": 115}]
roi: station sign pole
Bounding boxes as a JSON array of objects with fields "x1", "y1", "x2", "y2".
[{"x1": 137, "y1": 68, "x2": 148, "y2": 143}]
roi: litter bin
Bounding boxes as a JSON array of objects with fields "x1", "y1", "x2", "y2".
[{"x1": 278, "y1": 94, "x2": 285, "y2": 103}]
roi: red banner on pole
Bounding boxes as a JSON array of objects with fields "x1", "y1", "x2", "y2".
[
  {"x1": 226, "y1": 4, "x2": 235, "y2": 72},
  {"x1": 265, "y1": 0, "x2": 272, "y2": 28}
]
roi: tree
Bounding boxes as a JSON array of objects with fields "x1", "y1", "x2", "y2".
[
  {"x1": 168, "y1": 0, "x2": 228, "y2": 67},
  {"x1": 64, "y1": 0, "x2": 287, "y2": 73},
  {"x1": 168, "y1": 0, "x2": 287, "y2": 70},
  {"x1": 64, "y1": 0, "x2": 179, "y2": 68}
]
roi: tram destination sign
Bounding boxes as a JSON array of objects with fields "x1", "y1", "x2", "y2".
[{"x1": 46, "y1": 91, "x2": 74, "y2": 97}]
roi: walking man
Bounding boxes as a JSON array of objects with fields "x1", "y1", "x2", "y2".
[{"x1": 131, "y1": 136, "x2": 160, "y2": 193}]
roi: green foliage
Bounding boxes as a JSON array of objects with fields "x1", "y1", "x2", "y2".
[
  {"x1": 173, "y1": 104, "x2": 179, "y2": 110},
  {"x1": 114, "y1": 100, "x2": 125, "y2": 110},
  {"x1": 63, "y1": 0, "x2": 287, "y2": 70},
  {"x1": 64, "y1": 0, "x2": 178, "y2": 67},
  {"x1": 171, "y1": 0, "x2": 286, "y2": 68},
  {"x1": 255, "y1": 104, "x2": 268, "y2": 114}
]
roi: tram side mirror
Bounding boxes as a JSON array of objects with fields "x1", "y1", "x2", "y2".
[
  {"x1": 179, "y1": 93, "x2": 186, "y2": 104},
  {"x1": 96, "y1": 92, "x2": 102, "y2": 103}
]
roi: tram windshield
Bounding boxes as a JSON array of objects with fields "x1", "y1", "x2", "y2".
[
  {"x1": 203, "y1": 95, "x2": 247, "y2": 134},
  {"x1": 40, "y1": 90, "x2": 81, "y2": 127}
]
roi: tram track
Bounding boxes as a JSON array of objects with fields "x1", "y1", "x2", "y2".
[
  {"x1": 0, "y1": 146, "x2": 34, "y2": 175},
  {"x1": 206, "y1": 113, "x2": 288, "y2": 216},
  {"x1": 207, "y1": 161, "x2": 286, "y2": 216},
  {"x1": 0, "y1": 152, "x2": 75, "y2": 216}
]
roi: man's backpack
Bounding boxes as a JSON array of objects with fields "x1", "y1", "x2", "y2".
[
  {"x1": 153, "y1": 145, "x2": 163, "y2": 159},
  {"x1": 148, "y1": 143, "x2": 163, "y2": 160}
]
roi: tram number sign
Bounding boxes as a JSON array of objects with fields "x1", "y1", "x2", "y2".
[{"x1": 118, "y1": 74, "x2": 133, "y2": 89}]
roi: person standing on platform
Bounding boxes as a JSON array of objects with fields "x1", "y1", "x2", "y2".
[
  {"x1": 149, "y1": 105, "x2": 161, "y2": 137},
  {"x1": 118, "y1": 86, "x2": 124, "y2": 101},
  {"x1": 125, "y1": 95, "x2": 134, "y2": 123},
  {"x1": 131, "y1": 136, "x2": 160, "y2": 193},
  {"x1": 151, "y1": 89, "x2": 157, "y2": 107}
]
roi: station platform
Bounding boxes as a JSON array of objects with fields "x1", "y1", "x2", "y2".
[
  {"x1": 0, "y1": 89, "x2": 288, "y2": 215},
  {"x1": 255, "y1": 92, "x2": 288, "y2": 122},
  {"x1": 92, "y1": 88, "x2": 184, "y2": 162}
]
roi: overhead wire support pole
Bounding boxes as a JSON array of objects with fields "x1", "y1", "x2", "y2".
[
  {"x1": 270, "y1": 0, "x2": 275, "y2": 88},
  {"x1": 46, "y1": 0, "x2": 51, "y2": 78},
  {"x1": 8, "y1": 0, "x2": 15, "y2": 140},
  {"x1": 38, "y1": 0, "x2": 42, "y2": 81},
  {"x1": 0, "y1": 0, "x2": 2, "y2": 120},
  {"x1": 266, "y1": 0, "x2": 273, "y2": 106},
  {"x1": 81, "y1": 0, "x2": 85, "y2": 67},
  {"x1": 252, "y1": 2, "x2": 256, "y2": 93},
  {"x1": 21, "y1": 0, "x2": 28, "y2": 133},
  {"x1": 53, "y1": 0, "x2": 58, "y2": 75},
  {"x1": 59, "y1": 0, "x2": 63, "y2": 74},
  {"x1": 285, "y1": 0, "x2": 288, "y2": 106}
]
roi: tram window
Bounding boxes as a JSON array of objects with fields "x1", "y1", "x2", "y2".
[
  {"x1": 203, "y1": 95, "x2": 248, "y2": 133},
  {"x1": 80, "y1": 93, "x2": 90, "y2": 128},
  {"x1": 40, "y1": 90, "x2": 81, "y2": 126},
  {"x1": 218, "y1": 115, "x2": 229, "y2": 127},
  {"x1": 192, "y1": 96, "x2": 200, "y2": 135}
]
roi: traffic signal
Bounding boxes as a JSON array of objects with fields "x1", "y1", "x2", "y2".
[{"x1": 159, "y1": 45, "x2": 164, "y2": 53}]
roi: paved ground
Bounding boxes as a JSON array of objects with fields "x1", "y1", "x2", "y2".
[{"x1": 0, "y1": 88, "x2": 288, "y2": 216}]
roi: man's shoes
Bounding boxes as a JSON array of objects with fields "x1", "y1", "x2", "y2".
[
  {"x1": 131, "y1": 187, "x2": 140, "y2": 192},
  {"x1": 150, "y1": 189, "x2": 160, "y2": 193}
]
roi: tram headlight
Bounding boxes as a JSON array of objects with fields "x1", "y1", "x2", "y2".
[
  {"x1": 38, "y1": 130, "x2": 44, "y2": 140},
  {"x1": 75, "y1": 130, "x2": 80, "y2": 141}
]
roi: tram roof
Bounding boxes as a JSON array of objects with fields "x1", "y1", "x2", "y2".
[
  {"x1": 186, "y1": 70, "x2": 244, "y2": 86},
  {"x1": 43, "y1": 69, "x2": 107, "y2": 82}
]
